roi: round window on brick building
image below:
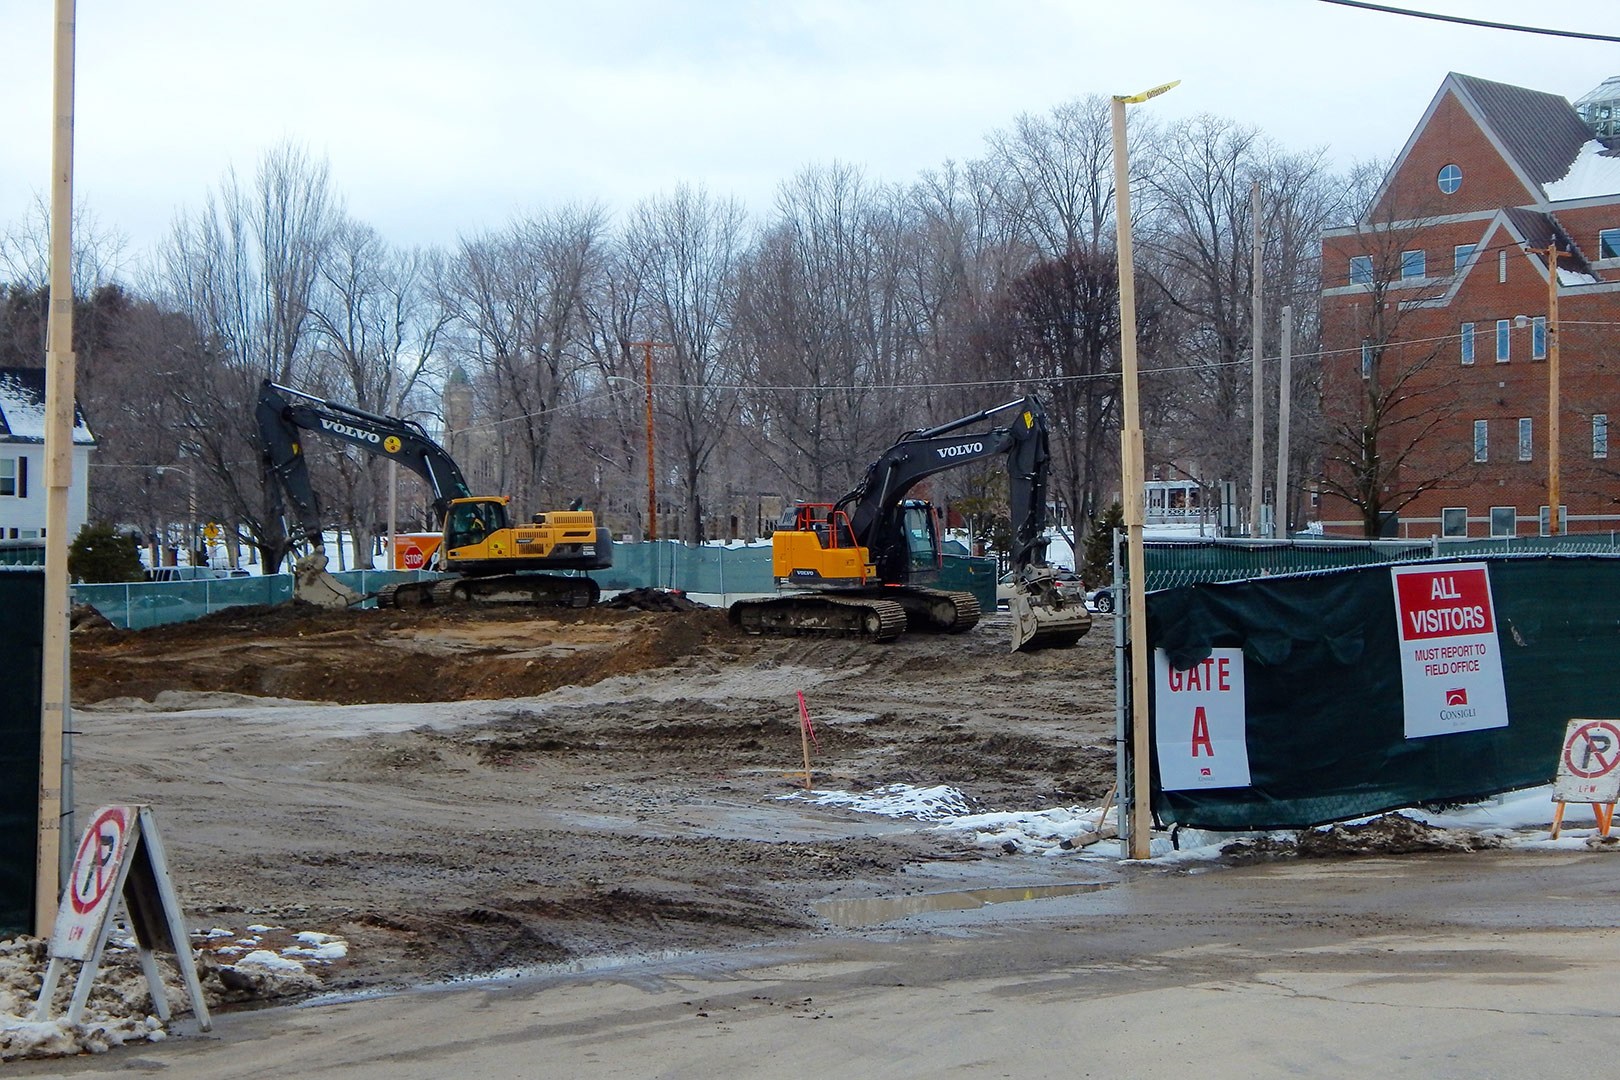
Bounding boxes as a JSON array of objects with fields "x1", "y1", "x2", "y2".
[{"x1": 1438, "y1": 164, "x2": 1462, "y2": 194}]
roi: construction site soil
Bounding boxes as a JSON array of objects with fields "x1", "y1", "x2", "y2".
[{"x1": 66, "y1": 601, "x2": 1118, "y2": 994}]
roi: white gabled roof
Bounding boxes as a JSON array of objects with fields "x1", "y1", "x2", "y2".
[{"x1": 0, "y1": 368, "x2": 95, "y2": 445}]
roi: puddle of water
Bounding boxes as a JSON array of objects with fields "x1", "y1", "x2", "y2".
[{"x1": 815, "y1": 882, "x2": 1112, "y2": 928}]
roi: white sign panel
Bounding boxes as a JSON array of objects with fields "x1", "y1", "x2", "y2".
[
  {"x1": 1553, "y1": 719, "x2": 1620, "y2": 804},
  {"x1": 1154, "y1": 648, "x2": 1251, "y2": 790},
  {"x1": 51, "y1": 805, "x2": 134, "y2": 961},
  {"x1": 1391, "y1": 562, "x2": 1510, "y2": 739}
]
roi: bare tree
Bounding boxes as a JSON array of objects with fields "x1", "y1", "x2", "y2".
[
  {"x1": 441, "y1": 204, "x2": 607, "y2": 508},
  {"x1": 306, "y1": 221, "x2": 450, "y2": 565},
  {"x1": 1318, "y1": 178, "x2": 1460, "y2": 536},
  {"x1": 624, "y1": 185, "x2": 746, "y2": 542},
  {"x1": 735, "y1": 163, "x2": 920, "y2": 502},
  {"x1": 147, "y1": 141, "x2": 340, "y2": 570}
]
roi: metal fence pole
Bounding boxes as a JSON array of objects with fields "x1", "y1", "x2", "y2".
[{"x1": 1114, "y1": 527, "x2": 1129, "y2": 856}]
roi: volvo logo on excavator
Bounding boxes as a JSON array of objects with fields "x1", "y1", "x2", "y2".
[
  {"x1": 318, "y1": 417, "x2": 381, "y2": 443},
  {"x1": 936, "y1": 442, "x2": 983, "y2": 459}
]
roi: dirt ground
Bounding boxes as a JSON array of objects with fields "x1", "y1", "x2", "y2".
[{"x1": 67, "y1": 600, "x2": 1118, "y2": 992}]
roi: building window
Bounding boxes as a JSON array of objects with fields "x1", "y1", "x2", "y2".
[
  {"x1": 1496, "y1": 319, "x2": 1511, "y2": 362},
  {"x1": 1499, "y1": 250, "x2": 1508, "y2": 282},
  {"x1": 1438, "y1": 164, "x2": 1462, "y2": 194},
  {"x1": 1596, "y1": 413, "x2": 1609, "y2": 458},
  {"x1": 1518, "y1": 417, "x2": 1533, "y2": 461},
  {"x1": 1454, "y1": 244, "x2": 1475, "y2": 273},
  {"x1": 0, "y1": 459, "x2": 12, "y2": 498},
  {"x1": 1532, "y1": 316, "x2": 1547, "y2": 359},
  {"x1": 1361, "y1": 340, "x2": 1373, "y2": 379},
  {"x1": 1349, "y1": 255, "x2": 1373, "y2": 285},
  {"x1": 1490, "y1": 506, "x2": 1516, "y2": 538},
  {"x1": 1401, "y1": 250, "x2": 1426, "y2": 279},
  {"x1": 1441, "y1": 507, "x2": 1467, "y2": 537},
  {"x1": 1601, "y1": 229, "x2": 1620, "y2": 260},
  {"x1": 1460, "y1": 322, "x2": 1475, "y2": 365},
  {"x1": 1539, "y1": 505, "x2": 1570, "y2": 536},
  {"x1": 1474, "y1": 420, "x2": 1488, "y2": 462}
]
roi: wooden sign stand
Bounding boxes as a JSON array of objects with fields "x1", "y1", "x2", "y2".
[
  {"x1": 1551, "y1": 800, "x2": 1616, "y2": 840},
  {"x1": 34, "y1": 805, "x2": 211, "y2": 1030}
]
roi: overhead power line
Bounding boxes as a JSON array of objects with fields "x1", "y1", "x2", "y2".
[{"x1": 1315, "y1": 0, "x2": 1620, "y2": 43}]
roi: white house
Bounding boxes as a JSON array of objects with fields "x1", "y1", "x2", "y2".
[{"x1": 0, "y1": 367, "x2": 95, "y2": 541}]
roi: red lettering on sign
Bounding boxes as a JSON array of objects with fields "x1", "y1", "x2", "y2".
[
  {"x1": 1395, "y1": 568, "x2": 1495, "y2": 640},
  {"x1": 1191, "y1": 707, "x2": 1214, "y2": 758}
]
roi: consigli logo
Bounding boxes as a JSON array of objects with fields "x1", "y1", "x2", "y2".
[{"x1": 1445, "y1": 687, "x2": 1468, "y2": 706}]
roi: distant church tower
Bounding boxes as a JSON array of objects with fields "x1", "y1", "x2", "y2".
[{"x1": 443, "y1": 365, "x2": 474, "y2": 467}]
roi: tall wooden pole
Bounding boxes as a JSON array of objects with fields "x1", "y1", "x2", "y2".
[
  {"x1": 628, "y1": 342, "x2": 670, "y2": 541},
  {"x1": 1547, "y1": 243, "x2": 1561, "y2": 535},
  {"x1": 37, "y1": 0, "x2": 77, "y2": 936},
  {"x1": 1248, "y1": 181, "x2": 1265, "y2": 537},
  {"x1": 1275, "y1": 306, "x2": 1292, "y2": 539},
  {"x1": 1112, "y1": 80, "x2": 1177, "y2": 861}
]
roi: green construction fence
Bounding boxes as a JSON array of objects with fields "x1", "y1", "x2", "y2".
[{"x1": 1143, "y1": 554, "x2": 1620, "y2": 830}]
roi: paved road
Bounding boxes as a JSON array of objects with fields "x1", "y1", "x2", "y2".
[{"x1": 22, "y1": 850, "x2": 1620, "y2": 1079}]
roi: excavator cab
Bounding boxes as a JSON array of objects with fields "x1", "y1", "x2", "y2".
[
  {"x1": 445, "y1": 497, "x2": 509, "y2": 552},
  {"x1": 897, "y1": 500, "x2": 942, "y2": 579}
]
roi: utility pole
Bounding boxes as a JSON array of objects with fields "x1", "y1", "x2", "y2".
[
  {"x1": 1275, "y1": 306, "x2": 1292, "y2": 539},
  {"x1": 37, "y1": 0, "x2": 76, "y2": 936},
  {"x1": 628, "y1": 342, "x2": 671, "y2": 541},
  {"x1": 1248, "y1": 180, "x2": 1265, "y2": 537},
  {"x1": 1546, "y1": 243, "x2": 1562, "y2": 535}
]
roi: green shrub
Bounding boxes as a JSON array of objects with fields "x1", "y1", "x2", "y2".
[{"x1": 68, "y1": 522, "x2": 145, "y2": 583}]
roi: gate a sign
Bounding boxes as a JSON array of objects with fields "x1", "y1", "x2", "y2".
[
  {"x1": 1154, "y1": 648, "x2": 1251, "y2": 790},
  {"x1": 1391, "y1": 562, "x2": 1510, "y2": 739}
]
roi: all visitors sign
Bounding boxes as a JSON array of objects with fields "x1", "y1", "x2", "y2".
[{"x1": 1391, "y1": 562, "x2": 1509, "y2": 739}]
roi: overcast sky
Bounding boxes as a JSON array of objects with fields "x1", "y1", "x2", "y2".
[{"x1": 3, "y1": 0, "x2": 1618, "y2": 269}]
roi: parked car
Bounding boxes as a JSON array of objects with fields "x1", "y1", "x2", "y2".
[
  {"x1": 996, "y1": 569, "x2": 1086, "y2": 608},
  {"x1": 1087, "y1": 585, "x2": 1119, "y2": 613},
  {"x1": 144, "y1": 566, "x2": 246, "y2": 583}
]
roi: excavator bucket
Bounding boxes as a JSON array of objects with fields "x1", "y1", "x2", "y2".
[
  {"x1": 293, "y1": 551, "x2": 363, "y2": 609},
  {"x1": 1008, "y1": 576, "x2": 1092, "y2": 652}
]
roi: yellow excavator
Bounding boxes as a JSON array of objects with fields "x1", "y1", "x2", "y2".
[
  {"x1": 728, "y1": 395, "x2": 1091, "y2": 651},
  {"x1": 256, "y1": 380, "x2": 611, "y2": 609}
]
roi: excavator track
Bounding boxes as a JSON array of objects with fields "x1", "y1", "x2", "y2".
[
  {"x1": 376, "y1": 575, "x2": 599, "y2": 610},
  {"x1": 728, "y1": 595, "x2": 908, "y2": 642},
  {"x1": 886, "y1": 587, "x2": 981, "y2": 634}
]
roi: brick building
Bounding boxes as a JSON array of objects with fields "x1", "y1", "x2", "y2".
[{"x1": 1321, "y1": 73, "x2": 1620, "y2": 538}]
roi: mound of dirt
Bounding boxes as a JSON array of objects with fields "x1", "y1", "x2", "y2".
[
  {"x1": 1221, "y1": 813, "x2": 1506, "y2": 861},
  {"x1": 71, "y1": 603, "x2": 736, "y2": 706},
  {"x1": 604, "y1": 588, "x2": 710, "y2": 612}
]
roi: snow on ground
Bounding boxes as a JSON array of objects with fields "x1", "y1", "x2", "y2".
[
  {"x1": 783, "y1": 781, "x2": 1614, "y2": 863},
  {"x1": 0, "y1": 923, "x2": 350, "y2": 1061},
  {"x1": 780, "y1": 784, "x2": 1116, "y2": 854}
]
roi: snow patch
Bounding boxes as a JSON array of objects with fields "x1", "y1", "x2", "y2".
[{"x1": 1544, "y1": 140, "x2": 1620, "y2": 202}]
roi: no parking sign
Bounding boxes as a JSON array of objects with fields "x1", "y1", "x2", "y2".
[{"x1": 1554, "y1": 719, "x2": 1620, "y2": 804}]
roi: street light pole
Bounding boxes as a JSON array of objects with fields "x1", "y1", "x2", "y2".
[{"x1": 1112, "y1": 79, "x2": 1178, "y2": 861}]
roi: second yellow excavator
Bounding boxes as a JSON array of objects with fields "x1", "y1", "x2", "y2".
[{"x1": 728, "y1": 395, "x2": 1091, "y2": 651}]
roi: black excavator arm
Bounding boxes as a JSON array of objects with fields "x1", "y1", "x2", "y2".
[
  {"x1": 256, "y1": 380, "x2": 473, "y2": 548},
  {"x1": 835, "y1": 395, "x2": 1054, "y2": 584}
]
